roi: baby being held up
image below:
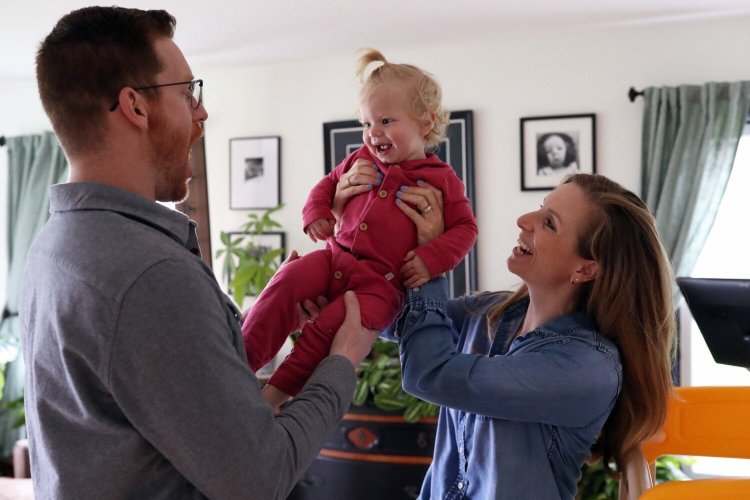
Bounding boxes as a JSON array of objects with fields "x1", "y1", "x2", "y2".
[{"x1": 242, "y1": 48, "x2": 478, "y2": 409}]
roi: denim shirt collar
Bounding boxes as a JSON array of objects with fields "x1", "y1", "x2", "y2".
[{"x1": 491, "y1": 297, "x2": 599, "y2": 356}]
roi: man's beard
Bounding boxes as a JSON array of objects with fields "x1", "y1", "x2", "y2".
[{"x1": 148, "y1": 110, "x2": 197, "y2": 203}]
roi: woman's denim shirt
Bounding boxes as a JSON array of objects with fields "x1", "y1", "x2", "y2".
[{"x1": 395, "y1": 278, "x2": 622, "y2": 500}]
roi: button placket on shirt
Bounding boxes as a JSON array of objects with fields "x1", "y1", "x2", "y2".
[{"x1": 446, "y1": 413, "x2": 469, "y2": 498}]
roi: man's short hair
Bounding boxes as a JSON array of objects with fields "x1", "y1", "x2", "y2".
[{"x1": 36, "y1": 6, "x2": 175, "y2": 155}]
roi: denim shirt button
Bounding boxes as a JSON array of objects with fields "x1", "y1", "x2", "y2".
[{"x1": 457, "y1": 482, "x2": 464, "y2": 490}]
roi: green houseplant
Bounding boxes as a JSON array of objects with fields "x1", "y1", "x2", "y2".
[
  {"x1": 216, "y1": 205, "x2": 285, "y2": 306},
  {"x1": 354, "y1": 338, "x2": 440, "y2": 423}
]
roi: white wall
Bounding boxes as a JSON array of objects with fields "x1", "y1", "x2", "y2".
[{"x1": 2, "y1": 15, "x2": 749, "y2": 298}]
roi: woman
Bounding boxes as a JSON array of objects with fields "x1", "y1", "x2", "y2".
[
  {"x1": 325, "y1": 170, "x2": 675, "y2": 498},
  {"x1": 385, "y1": 173, "x2": 676, "y2": 499}
]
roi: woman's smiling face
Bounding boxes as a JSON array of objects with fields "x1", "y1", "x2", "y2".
[{"x1": 508, "y1": 182, "x2": 597, "y2": 288}]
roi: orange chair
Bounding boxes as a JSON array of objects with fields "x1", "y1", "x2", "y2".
[{"x1": 623, "y1": 386, "x2": 750, "y2": 499}]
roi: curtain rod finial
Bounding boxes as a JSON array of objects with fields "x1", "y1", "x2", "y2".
[
  {"x1": 628, "y1": 87, "x2": 645, "y2": 102},
  {"x1": 0, "y1": 136, "x2": 5, "y2": 146}
]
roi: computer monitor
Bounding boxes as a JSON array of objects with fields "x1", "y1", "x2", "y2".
[{"x1": 677, "y1": 277, "x2": 750, "y2": 369}]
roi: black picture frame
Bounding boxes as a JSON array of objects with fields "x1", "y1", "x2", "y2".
[
  {"x1": 519, "y1": 114, "x2": 596, "y2": 191},
  {"x1": 225, "y1": 231, "x2": 286, "y2": 287},
  {"x1": 229, "y1": 136, "x2": 281, "y2": 209},
  {"x1": 322, "y1": 110, "x2": 477, "y2": 298}
]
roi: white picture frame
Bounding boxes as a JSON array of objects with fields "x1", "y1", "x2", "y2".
[{"x1": 229, "y1": 136, "x2": 281, "y2": 209}]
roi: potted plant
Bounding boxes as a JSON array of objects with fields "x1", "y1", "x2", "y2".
[
  {"x1": 215, "y1": 205, "x2": 285, "y2": 306},
  {"x1": 353, "y1": 338, "x2": 439, "y2": 422}
]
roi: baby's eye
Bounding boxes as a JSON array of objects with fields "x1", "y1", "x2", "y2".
[
  {"x1": 361, "y1": 122, "x2": 371, "y2": 129},
  {"x1": 381, "y1": 118, "x2": 392, "y2": 125}
]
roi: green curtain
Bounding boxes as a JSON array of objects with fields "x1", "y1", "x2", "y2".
[
  {"x1": 641, "y1": 81, "x2": 750, "y2": 281},
  {"x1": 0, "y1": 132, "x2": 68, "y2": 458}
]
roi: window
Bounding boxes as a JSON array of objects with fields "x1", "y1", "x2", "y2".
[{"x1": 684, "y1": 123, "x2": 750, "y2": 477}]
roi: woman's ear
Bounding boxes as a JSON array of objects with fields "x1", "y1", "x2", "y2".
[{"x1": 573, "y1": 260, "x2": 598, "y2": 284}]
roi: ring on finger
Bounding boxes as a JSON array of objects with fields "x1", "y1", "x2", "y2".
[
  {"x1": 423, "y1": 204, "x2": 433, "y2": 214},
  {"x1": 347, "y1": 175, "x2": 354, "y2": 187}
]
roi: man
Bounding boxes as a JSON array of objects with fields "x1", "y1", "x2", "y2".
[{"x1": 21, "y1": 6, "x2": 378, "y2": 498}]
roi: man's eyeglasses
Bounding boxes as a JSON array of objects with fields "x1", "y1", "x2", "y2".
[{"x1": 108, "y1": 79, "x2": 203, "y2": 112}]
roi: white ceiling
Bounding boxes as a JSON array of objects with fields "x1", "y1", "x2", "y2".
[{"x1": 2, "y1": 0, "x2": 750, "y2": 81}]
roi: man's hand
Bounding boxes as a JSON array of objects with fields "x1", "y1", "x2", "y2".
[{"x1": 329, "y1": 291, "x2": 379, "y2": 367}]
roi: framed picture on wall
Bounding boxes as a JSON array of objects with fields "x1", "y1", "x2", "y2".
[
  {"x1": 229, "y1": 136, "x2": 281, "y2": 209},
  {"x1": 321, "y1": 110, "x2": 477, "y2": 298},
  {"x1": 520, "y1": 114, "x2": 596, "y2": 191}
]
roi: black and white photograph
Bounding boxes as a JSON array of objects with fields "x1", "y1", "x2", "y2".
[
  {"x1": 229, "y1": 136, "x2": 281, "y2": 209},
  {"x1": 322, "y1": 110, "x2": 477, "y2": 297},
  {"x1": 520, "y1": 114, "x2": 596, "y2": 191}
]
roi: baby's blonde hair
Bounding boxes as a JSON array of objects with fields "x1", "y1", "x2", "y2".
[{"x1": 356, "y1": 48, "x2": 449, "y2": 149}]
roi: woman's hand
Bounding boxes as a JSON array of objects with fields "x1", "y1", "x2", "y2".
[
  {"x1": 395, "y1": 180, "x2": 445, "y2": 246},
  {"x1": 332, "y1": 159, "x2": 382, "y2": 219}
]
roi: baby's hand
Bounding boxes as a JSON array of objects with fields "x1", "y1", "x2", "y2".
[
  {"x1": 400, "y1": 250, "x2": 431, "y2": 289},
  {"x1": 306, "y1": 218, "x2": 335, "y2": 242}
]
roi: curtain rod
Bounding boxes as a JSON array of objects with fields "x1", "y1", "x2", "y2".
[{"x1": 628, "y1": 87, "x2": 645, "y2": 102}]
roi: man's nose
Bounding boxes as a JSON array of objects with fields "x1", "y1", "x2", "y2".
[{"x1": 194, "y1": 101, "x2": 208, "y2": 122}]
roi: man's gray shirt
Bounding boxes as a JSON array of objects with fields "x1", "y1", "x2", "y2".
[{"x1": 20, "y1": 182, "x2": 355, "y2": 499}]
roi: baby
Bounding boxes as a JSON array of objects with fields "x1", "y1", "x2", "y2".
[{"x1": 242, "y1": 49, "x2": 478, "y2": 409}]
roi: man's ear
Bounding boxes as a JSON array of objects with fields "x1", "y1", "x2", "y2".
[
  {"x1": 573, "y1": 260, "x2": 598, "y2": 284},
  {"x1": 114, "y1": 87, "x2": 150, "y2": 131}
]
